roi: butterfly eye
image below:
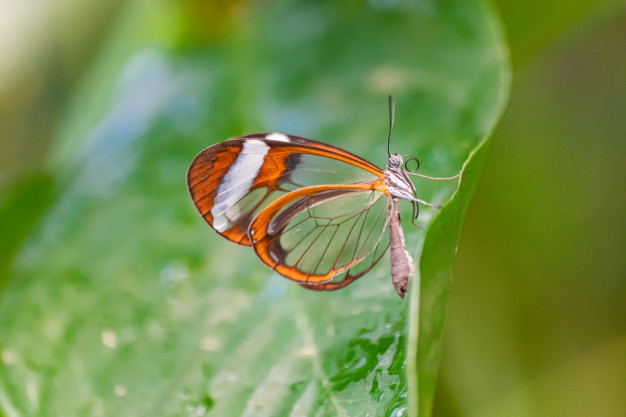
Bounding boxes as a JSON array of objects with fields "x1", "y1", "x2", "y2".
[
  {"x1": 403, "y1": 155, "x2": 420, "y2": 173},
  {"x1": 389, "y1": 154, "x2": 403, "y2": 167}
]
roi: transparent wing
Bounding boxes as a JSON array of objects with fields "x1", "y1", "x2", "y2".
[
  {"x1": 187, "y1": 133, "x2": 383, "y2": 246},
  {"x1": 299, "y1": 228, "x2": 390, "y2": 292},
  {"x1": 249, "y1": 184, "x2": 391, "y2": 284}
]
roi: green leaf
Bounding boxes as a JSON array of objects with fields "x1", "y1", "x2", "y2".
[{"x1": 0, "y1": 0, "x2": 509, "y2": 416}]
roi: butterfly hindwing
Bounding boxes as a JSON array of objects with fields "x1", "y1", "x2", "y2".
[{"x1": 249, "y1": 183, "x2": 391, "y2": 285}]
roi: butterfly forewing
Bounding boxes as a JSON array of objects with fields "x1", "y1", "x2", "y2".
[
  {"x1": 187, "y1": 133, "x2": 383, "y2": 246},
  {"x1": 249, "y1": 184, "x2": 391, "y2": 284}
]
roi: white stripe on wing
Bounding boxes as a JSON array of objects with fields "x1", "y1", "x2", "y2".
[{"x1": 212, "y1": 140, "x2": 269, "y2": 232}]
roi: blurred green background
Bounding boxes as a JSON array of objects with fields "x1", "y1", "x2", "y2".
[
  {"x1": 0, "y1": 0, "x2": 624, "y2": 416},
  {"x1": 434, "y1": 3, "x2": 625, "y2": 416}
]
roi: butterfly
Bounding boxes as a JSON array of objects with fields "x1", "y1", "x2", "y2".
[{"x1": 187, "y1": 97, "x2": 459, "y2": 299}]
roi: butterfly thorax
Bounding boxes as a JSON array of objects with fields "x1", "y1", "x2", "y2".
[{"x1": 384, "y1": 154, "x2": 417, "y2": 202}]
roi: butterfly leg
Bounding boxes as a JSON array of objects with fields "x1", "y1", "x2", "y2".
[{"x1": 406, "y1": 172, "x2": 460, "y2": 180}]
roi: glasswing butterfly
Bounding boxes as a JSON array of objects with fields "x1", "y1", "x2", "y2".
[{"x1": 187, "y1": 97, "x2": 459, "y2": 299}]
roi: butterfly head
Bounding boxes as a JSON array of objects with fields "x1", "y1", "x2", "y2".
[
  {"x1": 388, "y1": 153, "x2": 403, "y2": 168},
  {"x1": 384, "y1": 152, "x2": 423, "y2": 228},
  {"x1": 387, "y1": 153, "x2": 421, "y2": 173},
  {"x1": 384, "y1": 154, "x2": 418, "y2": 196}
]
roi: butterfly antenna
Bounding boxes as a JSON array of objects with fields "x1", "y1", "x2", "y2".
[{"x1": 387, "y1": 95, "x2": 395, "y2": 157}]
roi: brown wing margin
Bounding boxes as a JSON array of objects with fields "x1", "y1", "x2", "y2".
[
  {"x1": 187, "y1": 133, "x2": 385, "y2": 246},
  {"x1": 249, "y1": 181, "x2": 389, "y2": 284},
  {"x1": 238, "y1": 133, "x2": 382, "y2": 174}
]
